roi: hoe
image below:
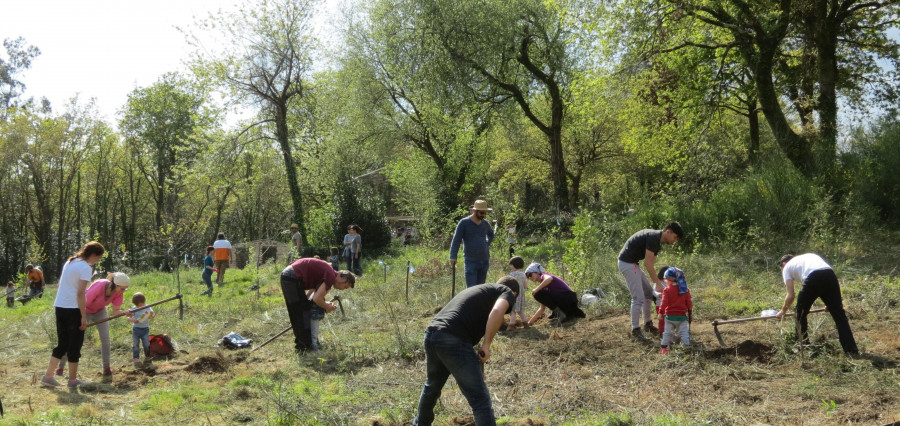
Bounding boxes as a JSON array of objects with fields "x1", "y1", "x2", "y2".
[{"x1": 712, "y1": 308, "x2": 826, "y2": 346}]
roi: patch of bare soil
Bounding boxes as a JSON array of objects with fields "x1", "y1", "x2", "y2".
[
  {"x1": 705, "y1": 339, "x2": 775, "y2": 362},
  {"x1": 186, "y1": 353, "x2": 231, "y2": 373}
]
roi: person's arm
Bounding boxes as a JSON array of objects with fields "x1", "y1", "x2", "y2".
[
  {"x1": 449, "y1": 221, "x2": 464, "y2": 266},
  {"x1": 486, "y1": 222, "x2": 495, "y2": 245},
  {"x1": 527, "y1": 304, "x2": 546, "y2": 326},
  {"x1": 644, "y1": 249, "x2": 663, "y2": 292},
  {"x1": 77, "y1": 279, "x2": 89, "y2": 330},
  {"x1": 478, "y1": 298, "x2": 511, "y2": 362},
  {"x1": 658, "y1": 288, "x2": 669, "y2": 316},
  {"x1": 775, "y1": 280, "x2": 796, "y2": 319},
  {"x1": 111, "y1": 302, "x2": 126, "y2": 317},
  {"x1": 354, "y1": 238, "x2": 361, "y2": 259},
  {"x1": 310, "y1": 284, "x2": 337, "y2": 312},
  {"x1": 531, "y1": 275, "x2": 553, "y2": 296}
]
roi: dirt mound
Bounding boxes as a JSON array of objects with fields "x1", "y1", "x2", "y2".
[
  {"x1": 705, "y1": 340, "x2": 774, "y2": 362},
  {"x1": 186, "y1": 354, "x2": 230, "y2": 373}
]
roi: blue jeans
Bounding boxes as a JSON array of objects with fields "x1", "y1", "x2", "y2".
[
  {"x1": 132, "y1": 327, "x2": 150, "y2": 359},
  {"x1": 414, "y1": 329, "x2": 495, "y2": 426},
  {"x1": 464, "y1": 259, "x2": 490, "y2": 288}
]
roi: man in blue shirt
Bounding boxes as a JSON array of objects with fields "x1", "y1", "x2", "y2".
[{"x1": 449, "y1": 199, "x2": 495, "y2": 288}]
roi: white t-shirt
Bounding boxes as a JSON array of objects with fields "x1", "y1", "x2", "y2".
[
  {"x1": 782, "y1": 253, "x2": 831, "y2": 284},
  {"x1": 54, "y1": 258, "x2": 94, "y2": 309},
  {"x1": 213, "y1": 239, "x2": 233, "y2": 250}
]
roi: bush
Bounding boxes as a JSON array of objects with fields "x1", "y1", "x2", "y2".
[
  {"x1": 844, "y1": 119, "x2": 900, "y2": 222},
  {"x1": 331, "y1": 173, "x2": 393, "y2": 255}
]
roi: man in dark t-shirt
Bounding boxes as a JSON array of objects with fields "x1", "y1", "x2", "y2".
[
  {"x1": 617, "y1": 221, "x2": 683, "y2": 341},
  {"x1": 414, "y1": 277, "x2": 519, "y2": 426}
]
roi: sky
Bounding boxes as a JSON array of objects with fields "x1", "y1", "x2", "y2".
[{"x1": 0, "y1": 0, "x2": 342, "y2": 123}]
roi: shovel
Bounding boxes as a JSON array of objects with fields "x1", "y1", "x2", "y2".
[{"x1": 712, "y1": 307, "x2": 827, "y2": 346}]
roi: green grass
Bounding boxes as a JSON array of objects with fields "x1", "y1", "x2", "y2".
[{"x1": 1, "y1": 242, "x2": 899, "y2": 424}]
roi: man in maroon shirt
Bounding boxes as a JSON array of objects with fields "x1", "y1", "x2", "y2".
[{"x1": 280, "y1": 258, "x2": 356, "y2": 352}]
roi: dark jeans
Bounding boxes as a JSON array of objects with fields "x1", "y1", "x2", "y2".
[
  {"x1": 414, "y1": 329, "x2": 495, "y2": 426},
  {"x1": 533, "y1": 290, "x2": 586, "y2": 320},
  {"x1": 345, "y1": 254, "x2": 362, "y2": 276},
  {"x1": 280, "y1": 273, "x2": 314, "y2": 351},
  {"x1": 51, "y1": 307, "x2": 85, "y2": 363},
  {"x1": 202, "y1": 273, "x2": 213, "y2": 292},
  {"x1": 796, "y1": 269, "x2": 859, "y2": 354},
  {"x1": 464, "y1": 259, "x2": 490, "y2": 288}
]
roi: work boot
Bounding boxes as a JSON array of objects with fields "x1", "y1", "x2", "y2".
[
  {"x1": 643, "y1": 321, "x2": 659, "y2": 334},
  {"x1": 631, "y1": 328, "x2": 647, "y2": 341}
]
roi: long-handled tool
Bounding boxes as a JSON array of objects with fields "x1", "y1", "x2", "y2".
[
  {"x1": 712, "y1": 308, "x2": 826, "y2": 346},
  {"x1": 86, "y1": 294, "x2": 183, "y2": 328},
  {"x1": 254, "y1": 297, "x2": 345, "y2": 351},
  {"x1": 253, "y1": 324, "x2": 293, "y2": 352},
  {"x1": 332, "y1": 296, "x2": 345, "y2": 318},
  {"x1": 451, "y1": 263, "x2": 457, "y2": 298}
]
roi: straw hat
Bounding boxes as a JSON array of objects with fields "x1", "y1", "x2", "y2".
[{"x1": 471, "y1": 199, "x2": 493, "y2": 211}]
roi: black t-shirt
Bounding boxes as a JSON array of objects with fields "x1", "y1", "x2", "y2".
[
  {"x1": 428, "y1": 284, "x2": 516, "y2": 345},
  {"x1": 617, "y1": 229, "x2": 663, "y2": 263}
]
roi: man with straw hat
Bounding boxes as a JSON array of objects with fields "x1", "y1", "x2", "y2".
[{"x1": 449, "y1": 199, "x2": 496, "y2": 288}]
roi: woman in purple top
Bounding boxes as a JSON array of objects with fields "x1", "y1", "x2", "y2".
[{"x1": 525, "y1": 263, "x2": 585, "y2": 325}]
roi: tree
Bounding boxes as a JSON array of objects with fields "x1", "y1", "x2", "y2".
[
  {"x1": 339, "y1": 0, "x2": 496, "y2": 216},
  {"x1": 186, "y1": 0, "x2": 318, "y2": 245},
  {"x1": 647, "y1": 0, "x2": 900, "y2": 177},
  {"x1": 120, "y1": 73, "x2": 211, "y2": 229},
  {"x1": 414, "y1": 0, "x2": 586, "y2": 210},
  {"x1": 0, "y1": 37, "x2": 41, "y2": 115}
]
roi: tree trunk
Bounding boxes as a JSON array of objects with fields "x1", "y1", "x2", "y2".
[
  {"x1": 274, "y1": 103, "x2": 306, "y2": 246},
  {"x1": 814, "y1": 1, "x2": 839, "y2": 173},
  {"x1": 748, "y1": 99, "x2": 760, "y2": 166},
  {"x1": 750, "y1": 42, "x2": 815, "y2": 175},
  {"x1": 549, "y1": 92, "x2": 570, "y2": 211}
]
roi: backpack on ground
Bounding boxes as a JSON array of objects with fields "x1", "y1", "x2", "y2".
[{"x1": 149, "y1": 334, "x2": 175, "y2": 355}]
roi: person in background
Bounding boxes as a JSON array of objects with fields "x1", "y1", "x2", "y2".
[
  {"x1": 776, "y1": 253, "x2": 859, "y2": 356},
  {"x1": 507, "y1": 224, "x2": 517, "y2": 258},
  {"x1": 212, "y1": 232, "x2": 233, "y2": 286},
  {"x1": 290, "y1": 223, "x2": 303, "y2": 260},
  {"x1": 328, "y1": 247, "x2": 340, "y2": 271},
  {"x1": 413, "y1": 276, "x2": 519, "y2": 425},
  {"x1": 200, "y1": 246, "x2": 216, "y2": 296},
  {"x1": 6, "y1": 281, "x2": 15, "y2": 307},
  {"x1": 657, "y1": 267, "x2": 692, "y2": 354},
  {"x1": 57, "y1": 272, "x2": 132, "y2": 382},
  {"x1": 26, "y1": 264, "x2": 44, "y2": 299},
  {"x1": 617, "y1": 221, "x2": 683, "y2": 341},
  {"x1": 449, "y1": 199, "x2": 495, "y2": 288},
  {"x1": 40, "y1": 241, "x2": 105, "y2": 389},
  {"x1": 507, "y1": 256, "x2": 528, "y2": 329},
  {"x1": 343, "y1": 225, "x2": 363, "y2": 276},
  {"x1": 128, "y1": 292, "x2": 155, "y2": 365}
]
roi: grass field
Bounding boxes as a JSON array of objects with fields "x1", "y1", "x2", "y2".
[{"x1": 1, "y1": 244, "x2": 898, "y2": 425}]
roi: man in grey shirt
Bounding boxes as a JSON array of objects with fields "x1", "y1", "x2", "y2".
[{"x1": 617, "y1": 221, "x2": 683, "y2": 341}]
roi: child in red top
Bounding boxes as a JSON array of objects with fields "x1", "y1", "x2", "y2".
[{"x1": 658, "y1": 267, "x2": 692, "y2": 354}]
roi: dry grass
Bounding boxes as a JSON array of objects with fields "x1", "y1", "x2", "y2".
[{"x1": 0, "y1": 253, "x2": 898, "y2": 424}]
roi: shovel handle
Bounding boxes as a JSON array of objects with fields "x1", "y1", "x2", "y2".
[{"x1": 712, "y1": 308, "x2": 827, "y2": 326}]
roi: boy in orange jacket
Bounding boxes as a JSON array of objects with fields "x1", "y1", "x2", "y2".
[{"x1": 658, "y1": 267, "x2": 692, "y2": 354}]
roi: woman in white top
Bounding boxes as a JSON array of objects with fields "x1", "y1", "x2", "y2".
[{"x1": 40, "y1": 241, "x2": 105, "y2": 389}]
